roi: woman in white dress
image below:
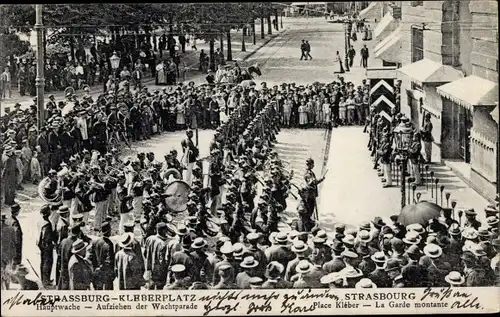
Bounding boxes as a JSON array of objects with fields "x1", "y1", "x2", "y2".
[
  {"x1": 156, "y1": 61, "x2": 166, "y2": 85},
  {"x1": 339, "y1": 97, "x2": 347, "y2": 125},
  {"x1": 334, "y1": 51, "x2": 345, "y2": 73},
  {"x1": 176, "y1": 99, "x2": 186, "y2": 129},
  {"x1": 298, "y1": 102, "x2": 307, "y2": 128},
  {"x1": 322, "y1": 99, "x2": 331, "y2": 127},
  {"x1": 283, "y1": 98, "x2": 292, "y2": 127}
]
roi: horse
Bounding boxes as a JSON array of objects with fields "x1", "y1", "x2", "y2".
[{"x1": 238, "y1": 65, "x2": 262, "y2": 82}]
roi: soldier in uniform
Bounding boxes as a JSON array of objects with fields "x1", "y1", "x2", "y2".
[
  {"x1": 88, "y1": 222, "x2": 115, "y2": 290},
  {"x1": 304, "y1": 158, "x2": 325, "y2": 222},
  {"x1": 38, "y1": 205, "x2": 56, "y2": 287},
  {"x1": 181, "y1": 129, "x2": 199, "y2": 185},
  {"x1": 5, "y1": 203, "x2": 23, "y2": 265},
  {"x1": 165, "y1": 264, "x2": 187, "y2": 290}
]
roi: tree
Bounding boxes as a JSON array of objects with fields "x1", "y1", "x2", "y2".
[{"x1": 0, "y1": 5, "x2": 35, "y2": 70}]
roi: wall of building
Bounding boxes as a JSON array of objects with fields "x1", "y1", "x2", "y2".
[
  {"x1": 469, "y1": 1, "x2": 498, "y2": 83},
  {"x1": 459, "y1": 0, "x2": 472, "y2": 75}
]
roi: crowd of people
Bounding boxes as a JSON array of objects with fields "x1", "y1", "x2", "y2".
[{"x1": 1, "y1": 73, "x2": 499, "y2": 291}]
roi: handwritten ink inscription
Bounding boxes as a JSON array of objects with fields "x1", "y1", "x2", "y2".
[{"x1": 420, "y1": 287, "x2": 483, "y2": 310}]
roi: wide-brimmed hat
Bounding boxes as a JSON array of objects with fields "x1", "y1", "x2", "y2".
[
  {"x1": 372, "y1": 217, "x2": 386, "y2": 228},
  {"x1": 403, "y1": 231, "x2": 421, "y2": 245},
  {"x1": 275, "y1": 231, "x2": 288, "y2": 243},
  {"x1": 176, "y1": 224, "x2": 188, "y2": 236},
  {"x1": 357, "y1": 230, "x2": 372, "y2": 242},
  {"x1": 240, "y1": 256, "x2": 259, "y2": 269},
  {"x1": 423, "y1": 244, "x2": 443, "y2": 258},
  {"x1": 119, "y1": 232, "x2": 135, "y2": 248},
  {"x1": 344, "y1": 267, "x2": 363, "y2": 279},
  {"x1": 355, "y1": 278, "x2": 377, "y2": 288},
  {"x1": 359, "y1": 221, "x2": 371, "y2": 231},
  {"x1": 232, "y1": 242, "x2": 245, "y2": 258},
  {"x1": 371, "y1": 251, "x2": 388, "y2": 263},
  {"x1": 384, "y1": 259, "x2": 401, "y2": 272},
  {"x1": 462, "y1": 228, "x2": 479, "y2": 240},
  {"x1": 330, "y1": 241, "x2": 345, "y2": 252},
  {"x1": 445, "y1": 271, "x2": 465, "y2": 285},
  {"x1": 295, "y1": 260, "x2": 312, "y2": 274},
  {"x1": 320, "y1": 272, "x2": 344, "y2": 285},
  {"x1": 71, "y1": 239, "x2": 88, "y2": 253},
  {"x1": 342, "y1": 250, "x2": 358, "y2": 259},
  {"x1": 342, "y1": 234, "x2": 355, "y2": 246},
  {"x1": 406, "y1": 244, "x2": 422, "y2": 257},
  {"x1": 265, "y1": 261, "x2": 284, "y2": 279},
  {"x1": 406, "y1": 223, "x2": 425, "y2": 234},
  {"x1": 191, "y1": 237, "x2": 207, "y2": 249},
  {"x1": 291, "y1": 240, "x2": 309, "y2": 253},
  {"x1": 171, "y1": 264, "x2": 186, "y2": 274},
  {"x1": 448, "y1": 223, "x2": 462, "y2": 236},
  {"x1": 469, "y1": 244, "x2": 486, "y2": 257},
  {"x1": 486, "y1": 216, "x2": 499, "y2": 227}
]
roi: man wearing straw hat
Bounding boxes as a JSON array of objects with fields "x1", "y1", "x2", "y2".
[
  {"x1": 236, "y1": 256, "x2": 259, "y2": 289},
  {"x1": 445, "y1": 271, "x2": 465, "y2": 287},
  {"x1": 68, "y1": 239, "x2": 93, "y2": 290},
  {"x1": 115, "y1": 233, "x2": 146, "y2": 290}
]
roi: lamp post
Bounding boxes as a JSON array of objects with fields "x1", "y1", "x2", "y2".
[
  {"x1": 394, "y1": 120, "x2": 413, "y2": 208},
  {"x1": 35, "y1": 4, "x2": 45, "y2": 130},
  {"x1": 109, "y1": 51, "x2": 120, "y2": 103},
  {"x1": 344, "y1": 21, "x2": 350, "y2": 72}
]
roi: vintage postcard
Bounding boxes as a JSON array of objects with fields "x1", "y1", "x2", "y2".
[{"x1": 0, "y1": 1, "x2": 499, "y2": 316}]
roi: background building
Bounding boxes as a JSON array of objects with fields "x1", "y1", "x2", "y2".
[{"x1": 373, "y1": 0, "x2": 498, "y2": 201}]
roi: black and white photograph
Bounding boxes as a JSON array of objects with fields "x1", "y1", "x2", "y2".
[{"x1": 0, "y1": 1, "x2": 499, "y2": 316}]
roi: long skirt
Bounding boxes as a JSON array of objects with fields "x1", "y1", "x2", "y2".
[{"x1": 176, "y1": 113, "x2": 186, "y2": 125}]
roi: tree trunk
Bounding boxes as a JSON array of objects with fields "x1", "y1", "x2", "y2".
[
  {"x1": 220, "y1": 33, "x2": 224, "y2": 57},
  {"x1": 209, "y1": 39, "x2": 215, "y2": 71},
  {"x1": 252, "y1": 20, "x2": 256, "y2": 45},
  {"x1": 70, "y1": 31, "x2": 75, "y2": 62},
  {"x1": 241, "y1": 27, "x2": 246, "y2": 52},
  {"x1": 260, "y1": 17, "x2": 265, "y2": 39},
  {"x1": 226, "y1": 30, "x2": 232, "y2": 61},
  {"x1": 267, "y1": 15, "x2": 272, "y2": 35},
  {"x1": 275, "y1": 10, "x2": 279, "y2": 30}
]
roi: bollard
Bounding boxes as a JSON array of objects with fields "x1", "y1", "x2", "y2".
[
  {"x1": 451, "y1": 200, "x2": 457, "y2": 221},
  {"x1": 416, "y1": 192, "x2": 422, "y2": 203},
  {"x1": 434, "y1": 178, "x2": 440, "y2": 205},
  {"x1": 458, "y1": 209, "x2": 463, "y2": 227},
  {"x1": 407, "y1": 177, "x2": 415, "y2": 205},
  {"x1": 445, "y1": 192, "x2": 451, "y2": 208},
  {"x1": 425, "y1": 165, "x2": 429, "y2": 190},
  {"x1": 440, "y1": 185, "x2": 445, "y2": 207},
  {"x1": 430, "y1": 171, "x2": 435, "y2": 198},
  {"x1": 412, "y1": 184, "x2": 417, "y2": 204}
]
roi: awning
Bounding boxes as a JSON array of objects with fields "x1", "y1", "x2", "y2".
[
  {"x1": 490, "y1": 105, "x2": 499, "y2": 124},
  {"x1": 437, "y1": 76, "x2": 498, "y2": 110},
  {"x1": 398, "y1": 59, "x2": 464, "y2": 84},
  {"x1": 374, "y1": 13, "x2": 396, "y2": 41},
  {"x1": 358, "y1": 2, "x2": 380, "y2": 20},
  {"x1": 374, "y1": 26, "x2": 401, "y2": 63}
]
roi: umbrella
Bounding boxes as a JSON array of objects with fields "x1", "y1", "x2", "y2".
[
  {"x1": 398, "y1": 201, "x2": 442, "y2": 226},
  {"x1": 239, "y1": 80, "x2": 256, "y2": 88}
]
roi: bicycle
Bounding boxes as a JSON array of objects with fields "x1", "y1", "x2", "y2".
[{"x1": 107, "y1": 122, "x2": 131, "y2": 152}]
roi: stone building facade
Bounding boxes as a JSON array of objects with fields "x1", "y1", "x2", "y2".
[{"x1": 374, "y1": 0, "x2": 498, "y2": 201}]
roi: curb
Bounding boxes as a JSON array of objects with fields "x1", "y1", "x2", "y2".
[
  {"x1": 242, "y1": 28, "x2": 289, "y2": 62},
  {"x1": 440, "y1": 159, "x2": 496, "y2": 204}
]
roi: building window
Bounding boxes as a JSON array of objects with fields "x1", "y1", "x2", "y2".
[
  {"x1": 411, "y1": 27, "x2": 424, "y2": 63},
  {"x1": 411, "y1": 1, "x2": 423, "y2": 7}
]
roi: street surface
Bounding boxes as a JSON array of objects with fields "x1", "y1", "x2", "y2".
[{"x1": 8, "y1": 17, "x2": 490, "y2": 282}]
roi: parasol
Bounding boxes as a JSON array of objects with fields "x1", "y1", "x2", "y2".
[
  {"x1": 239, "y1": 80, "x2": 256, "y2": 88},
  {"x1": 398, "y1": 201, "x2": 442, "y2": 226}
]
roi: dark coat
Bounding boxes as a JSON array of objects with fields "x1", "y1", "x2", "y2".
[
  {"x1": 115, "y1": 248, "x2": 146, "y2": 290},
  {"x1": 57, "y1": 235, "x2": 78, "y2": 290},
  {"x1": 5, "y1": 216, "x2": 22, "y2": 264},
  {"x1": 144, "y1": 234, "x2": 168, "y2": 283},
  {"x1": 89, "y1": 236, "x2": 115, "y2": 285},
  {"x1": 68, "y1": 254, "x2": 93, "y2": 290}
]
